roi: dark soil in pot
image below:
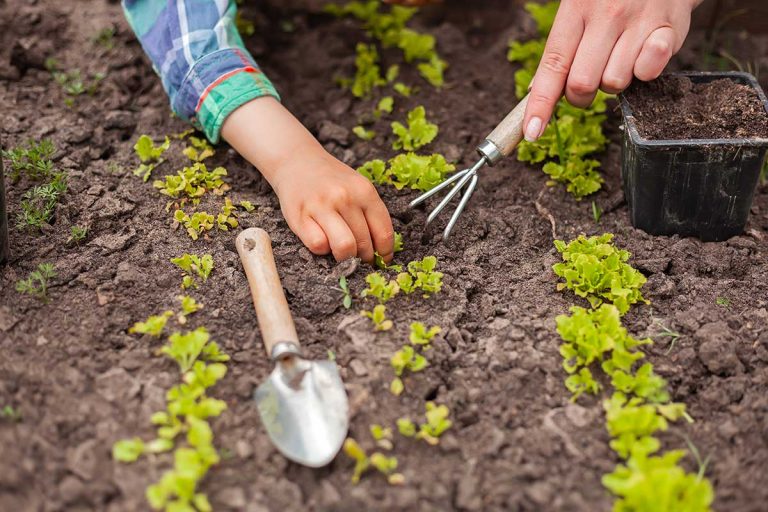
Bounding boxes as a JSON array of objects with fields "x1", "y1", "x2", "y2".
[
  {"x1": 623, "y1": 75, "x2": 768, "y2": 140},
  {"x1": 620, "y1": 72, "x2": 768, "y2": 242}
]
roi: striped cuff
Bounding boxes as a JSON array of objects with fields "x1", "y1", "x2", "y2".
[{"x1": 174, "y1": 48, "x2": 280, "y2": 143}]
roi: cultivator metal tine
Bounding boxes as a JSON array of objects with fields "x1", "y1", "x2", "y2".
[{"x1": 410, "y1": 157, "x2": 488, "y2": 240}]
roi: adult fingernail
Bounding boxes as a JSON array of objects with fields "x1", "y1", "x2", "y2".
[{"x1": 525, "y1": 117, "x2": 542, "y2": 142}]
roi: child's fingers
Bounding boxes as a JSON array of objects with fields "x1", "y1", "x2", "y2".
[
  {"x1": 565, "y1": 23, "x2": 622, "y2": 107},
  {"x1": 339, "y1": 207, "x2": 375, "y2": 264},
  {"x1": 634, "y1": 27, "x2": 675, "y2": 81},
  {"x1": 362, "y1": 200, "x2": 395, "y2": 263},
  {"x1": 601, "y1": 30, "x2": 644, "y2": 94},
  {"x1": 297, "y1": 217, "x2": 331, "y2": 256},
  {"x1": 524, "y1": 3, "x2": 584, "y2": 141},
  {"x1": 314, "y1": 212, "x2": 359, "y2": 262}
]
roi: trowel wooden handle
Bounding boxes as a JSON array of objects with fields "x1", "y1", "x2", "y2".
[
  {"x1": 236, "y1": 228, "x2": 299, "y2": 357},
  {"x1": 484, "y1": 94, "x2": 530, "y2": 159}
]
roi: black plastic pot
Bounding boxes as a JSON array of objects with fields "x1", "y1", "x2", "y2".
[
  {"x1": 0, "y1": 150, "x2": 8, "y2": 265},
  {"x1": 620, "y1": 71, "x2": 768, "y2": 242}
]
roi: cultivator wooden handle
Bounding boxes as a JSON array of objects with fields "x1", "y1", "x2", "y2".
[
  {"x1": 484, "y1": 93, "x2": 530, "y2": 161},
  {"x1": 236, "y1": 228, "x2": 300, "y2": 357}
]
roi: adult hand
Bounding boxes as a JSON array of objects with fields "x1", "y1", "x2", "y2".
[{"x1": 524, "y1": 0, "x2": 703, "y2": 142}]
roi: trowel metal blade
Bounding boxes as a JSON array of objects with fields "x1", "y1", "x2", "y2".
[{"x1": 254, "y1": 358, "x2": 349, "y2": 467}]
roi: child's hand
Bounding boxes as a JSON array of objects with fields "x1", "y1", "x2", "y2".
[
  {"x1": 524, "y1": 0, "x2": 702, "y2": 142},
  {"x1": 221, "y1": 97, "x2": 395, "y2": 264},
  {"x1": 270, "y1": 151, "x2": 395, "y2": 264}
]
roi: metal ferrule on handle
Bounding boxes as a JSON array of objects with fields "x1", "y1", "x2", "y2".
[{"x1": 235, "y1": 228, "x2": 300, "y2": 358}]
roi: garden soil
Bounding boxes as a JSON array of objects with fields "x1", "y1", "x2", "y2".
[
  {"x1": 1, "y1": 1, "x2": 768, "y2": 511},
  {"x1": 625, "y1": 75, "x2": 768, "y2": 140}
]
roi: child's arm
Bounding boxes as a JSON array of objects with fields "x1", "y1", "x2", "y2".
[
  {"x1": 122, "y1": 0, "x2": 394, "y2": 263},
  {"x1": 524, "y1": 0, "x2": 704, "y2": 142}
]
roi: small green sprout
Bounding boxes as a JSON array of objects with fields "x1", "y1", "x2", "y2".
[
  {"x1": 592, "y1": 201, "x2": 602, "y2": 223},
  {"x1": 361, "y1": 272, "x2": 400, "y2": 303},
  {"x1": 391, "y1": 345, "x2": 427, "y2": 376},
  {"x1": 1, "y1": 405, "x2": 22, "y2": 422},
  {"x1": 16, "y1": 263, "x2": 56, "y2": 302},
  {"x1": 391, "y1": 106, "x2": 438, "y2": 151},
  {"x1": 93, "y1": 27, "x2": 116, "y2": 50},
  {"x1": 393, "y1": 82, "x2": 412, "y2": 97},
  {"x1": 67, "y1": 225, "x2": 88, "y2": 245},
  {"x1": 17, "y1": 172, "x2": 67, "y2": 230},
  {"x1": 178, "y1": 295, "x2": 203, "y2": 321},
  {"x1": 1, "y1": 139, "x2": 55, "y2": 182},
  {"x1": 370, "y1": 424, "x2": 393, "y2": 450},
  {"x1": 342, "y1": 43, "x2": 386, "y2": 98},
  {"x1": 716, "y1": 297, "x2": 730, "y2": 308},
  {"x1": 343, "y1": 438, "x2": 370, "y2": 484},
  {"x1": 133, "y1": 135, "x2": 170, "y2": 181},
  {"x1": 238, "y1": 200, "x2": 256, "y2": 212},
  {"x1": 112, "y1": 437, "x2": 145, "y2": 462},
  {"x1": 353, "y1": 125, "x2": 376, "y2": 141},
  {"x1": 216, "y1": 198, "x2": 239, "y2": 231},
  {"x1": 361, "y1": 304, "x2": 393, "y2": 331},
  {"x1": 171, "y1": 253, "x2": 214, "y2": 289},
  {"x1": 370, "y1": 453, "x2": 404, "y2": 485},
  {"x1": 182, "y1": 136, "x2": 215, "y2": 162},
  {"x1": 409, "y1": 322, "x2": 441, "y2": 348},
  {"x1": 162, "y1": 328, "x2": 224, "y2": 372},
  {"x1": 404, "y1": 256, "x2": 443, "y2": 297},
  {"x1": 339, "y1": 276, "x2": 353, "y2": 309},
  {"x1": 174, "y1": 209, "x2": 215, "y2": 240},
  {"x1": 652, "y1": 320, "x2": 683, "y2": 355},
  {"x1": 390, "y1": 377, "x2": 405, "y2": 396},
  {"x1": 129, "y1": 311, "x2": 173, "y2": 337},
  {"x1": 156, "y1": 162, "x2": 228, "y2": 198},
  {"x1": 397, "y1": 403, "x2": 452, "y2": 445},
  {"x1": 375, "y1": 96, "x2": 394, "y2": 118}
]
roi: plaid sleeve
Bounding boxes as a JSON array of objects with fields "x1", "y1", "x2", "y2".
[{"x1": 122, "y1": 0, "x2": 280, "y2": 142}]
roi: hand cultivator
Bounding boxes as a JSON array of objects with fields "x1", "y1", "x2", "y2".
[
  {"x1": 236, "y1": 228, "x2": 349, "y2": 467},
  {"x1": 410, "y1": 94, "x2": 530, "y2": 239}
]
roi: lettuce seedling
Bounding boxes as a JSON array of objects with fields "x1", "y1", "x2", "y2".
[
  {"x1": 133, "y1": 135, "x2": 170, "y2": 181},
  {"x1": 390, "y1": 377, "x2": 404, "y2": 396},
  {"x1": 370, "y1": 453, "x2": 404, "y2": 485},
  {"x1": 171, "y1": 253, "x2": 214, "y2": 289},
  {"x1": 183, "y1": 136, "x2": 214, "y2": 162},
  {"x1": 602, "y1": 449, "x2": 714, "y2": 512},
  {"x1": 129, "y1": 311, "x2": 174, "y2": 337},
  {"x1": 361, "y1": 272, "x2": 400, "y2": 303},
  {"x1": 391, "y1": 345, "x2": 427, "y2": 376},
  {"x1": 155, "y1": 163, "x2": 228, "y2": 199},
  {"x1": 406, "y1": 256, "x2": 443, "y2": 297},
  {"x1": 174, "y1": 209, "x2": 215, "y2": 240},
  {"x1": 238, "y1": 200, "x2": 255, "y2": 212},
  {"x1": 417, "y1": 55, "x2": 447, "y2": 87},
  {"x1": 393, "y1": 82, "x2": 412, "y2": 97},
  {"x1": 16, "y1": 262, "x2": 56, "y2": 302},
  {"x1": 112, "y1": 437, "x2": 145, "y2": 463},
  {"x1": 553, "y1": 234, "x2": 648, "y2": 315},
  {"x1": 543, "y1": 157, "x2": 603, "y2": 200},
  {"x1": 391, "y1": 106, "x2": 438, "y2": 151},
  {"x1": 409, "y1": 322, "x2": 441, "y2": 349},
  {"x1": 397, "y1": 402, "x2": 452, "y2": 445},
  {"x1": 343, "y1": 438, "x2": 370, "y2": 484},
  {"x1": 361, "y1": 304, "x2": 394, "y2": 331},
  {"x1": 1, "y1": 405, "x2": 22, "y2": 422},
  {"x1": 162, "y1": 328, "x2": 223, "y2": 373},
  {"x1": 339, "y1": 276, "x2": 353, "y2": 309},
  {"x1": 388, "y1": 153, "x2": 454, "y2": 191},
  {"x1": 370, "y1": 424, "x2": 393, "y2": 450},
  {"x1": 375, "y1": 96, "x2": 394, "y2": 118},
  {"x1": 1, "y1": 139, "x2": 55, "y2": 182},
  {"x1": 353, "y1": 125, "x2": 376, "y2": 141},
  {"x1": 342, "y1": 43, "x2": 386, "y2": 98},
  {"x1": 216, "y1": 197, "x2": 239, "y2": 231}
]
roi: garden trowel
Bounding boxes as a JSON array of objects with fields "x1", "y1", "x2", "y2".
[{"x1": 235, "y1": 227, "x2": 349, "y2": 467}]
